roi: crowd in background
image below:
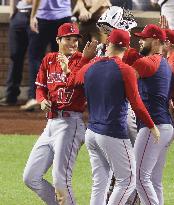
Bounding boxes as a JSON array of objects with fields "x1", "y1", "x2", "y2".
[{"x1": 0, "y1": 0, "x2": 173, "y2": 111}]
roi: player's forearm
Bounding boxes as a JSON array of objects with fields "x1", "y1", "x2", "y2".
[
  {"x1": 77, "y1": 56, "x2": 90, "y2": 68},
  {"x1": 122, "y1": 48, "x2": 141, "y2": 66},
  {"x1": 123, "y1": 69, "x2": 154, "y2": 128},
  {"x1": 131, "y1": 98, "x2": 154, "y2": 128},
  {"x1": 127, "y1": 87, "x2": 154, "y2": 128},
  {"x1": 66, "y1": 56, "x2": 90, "y2": 87},
  {"x1": 36, "y1": 87, "x2": 48, "y2": 103},
  {"x1": 30, "y1": 0, "x2": 40, "y2": 19}
]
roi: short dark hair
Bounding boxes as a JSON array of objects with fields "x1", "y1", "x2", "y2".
[{"x1": 112, "y1": 44, "x2": 127, "y2": 52}]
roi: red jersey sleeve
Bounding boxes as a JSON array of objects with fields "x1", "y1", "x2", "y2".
[
  {"x1": 66, "y1": 55, "x2": 90, "y2": 87},
  {"x1": 167, "y1": 53, "x2": 174, "y2": 101},
  {"x1": 122, "y1": 47, "x2": 141, "y2": 66},
  {"x1": 35, "y1": 55, "x2": 49, "y2": 103},
  {"x1": 132, "y1": 54, "x2": 161, "y2": 78},
  {"x1": 117, "y1": 60, "x2": 154, "y2": 128},
  {"x1": 75, "y1": 57, "x2": 103, "y2": 85},
  {"x1": 168, "y1": 52, "x2": 174, "y2": 73}
]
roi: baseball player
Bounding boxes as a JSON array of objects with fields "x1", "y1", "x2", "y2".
[
  {"x1": 23, "y1": 22, "x2": 97, "y2": 205},
  {"x1": 96, "y1": 6, "x2": 141, "y2": 147},
  {"x1": 133, "y1": 24, "x2": 174, "y2": 205},
  {"x1": 75, "y1": 28, "x2": 160, "y2": 205},
  {"x1": 165, "y1": 29, "x2": 174, "y2": 71},
  {"x1": 163, "y1": 28, "x2": 174, "y2": 134},
  {"x1": 96, "y1": 6, "x2": 141, "y2": 205}
]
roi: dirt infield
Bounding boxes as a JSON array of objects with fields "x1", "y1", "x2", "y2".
[{"x1": 0, "y1": 105, "x2": 47, "y2": 135}]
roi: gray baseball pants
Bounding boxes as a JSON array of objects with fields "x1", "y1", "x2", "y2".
[
  {"x1": 23, "y1": 113, "x2": 85, "y2": 205},
  {"x1": 127, "y1": 103, "x2": 137, "y2": 147},
  {"x1": 85, "y1": 129, "x2": 136, "y2": 205},
  {"x1": 134, "y1": 124, "x2": 173, "y2": 205}
]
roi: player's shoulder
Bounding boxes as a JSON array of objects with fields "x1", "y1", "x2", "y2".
[
  {"x1": 112, "y1": 56, "x2": 136, "y2": 77},
  {"x1": 137, "y1": 54, "x2": 161, "y2": 63},
  {"x1": 43, "y1": 52, "x2": 58, "y2": 62},
  {"x1": 75, "y1": 57, "x2": 105, "y2": 85},
  {"x1": 168, "y1": 52, "x2": 174, "y2": 64},
  {"x1": 91, "y1": 56, "x2": 101, "y2": 62},
  {"x1": 134, "y1": 54, "x2": 162, "y2": 68},
  {"x1": 132, "y1": 54, "x2": 163, "y2": 77},
  {"x1": 71, "y1": 51, "x2": 83, "y2": 60},
  {"x1": 124, "y1": 47, "x2": 139, "y2": 57},
  {"x1": 123, "y1": 47, "x2": 141, "y2": 66},
  {"x1": 83, "y1": 56, "x2": 106, "y2": 68},
  {"x1": 45, "y1": 52, "x2": 57, "y2": 58},
  {"x1": 113, "y1": 56, "x2": 133, "y2": 70},
  {"x1": 168, "y1": 52, "x2": 174, "y2": 73}
]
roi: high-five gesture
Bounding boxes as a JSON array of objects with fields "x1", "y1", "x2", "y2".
[
  {"x1": 83, "y1": 40, "x2": 98, "y2": 60},
  {"x1": 159, "y1": 15, "x2": 169, "y2": 29}
]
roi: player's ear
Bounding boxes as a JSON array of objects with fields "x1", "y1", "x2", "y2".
[
  {"x1": 153, "y1": 39, "x2": 160, "y2": 46},
  {"x1": 56, "y1": 37, "x2": 60, "y2": 44},
  {"x1": 151, "y1": 39, "x2": 158, "y2": 50}
]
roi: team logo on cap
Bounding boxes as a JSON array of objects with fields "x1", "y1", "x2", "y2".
[{"x1": 70, "y1": 25, "x2": 75, "y2": 33}]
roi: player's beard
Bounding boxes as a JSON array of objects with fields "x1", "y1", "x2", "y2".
[{"x1": 140, "y1": 47, "x2": 151, "y2": 56}]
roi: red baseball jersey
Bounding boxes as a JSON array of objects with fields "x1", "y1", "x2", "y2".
[
  {"x1": 35, "y1": 51, "x2": 89, "y2": 113},
  {"x1": 168, "y1": 52, "x2": 174, "y2": 100},
  {"x1": 168, "y1": 51, "x2": 174, "y2": 73},
  {"x1": 122, "y1": 47, "x2": 142, "y2": 66}
]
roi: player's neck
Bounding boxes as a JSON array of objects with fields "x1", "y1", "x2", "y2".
[
  {"x1": 107, "y1": 51, "x2": 124, "y2": 59},
  {"x1": 58, "y1": 51, "x2": 73, "y2": 59},
  {"x1": 149, "y1": 46, "x2": 163, "y2": 56}
]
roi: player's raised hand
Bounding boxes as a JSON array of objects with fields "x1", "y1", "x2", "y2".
[
  {"x1": 150, "y1": 125, "x2": 160, "y2": 143},
  {"x1": 41, "y1": 99, "x2": 52, "y2": 112},
  {"x1": 83, "y1": 40, "x2": 98, "y2": 60},
  {"x1": 57, "y1": 54, "x2": 70, "y2": 75},
  {"x1": 159, "y1": 15, "x2": 169, "y2": 29}
]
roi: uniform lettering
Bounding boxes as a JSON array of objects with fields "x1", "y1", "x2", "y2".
[
  {"x1": 57, "y1": 88, "x2": 74, "y2": 104},
  {"x1": 47, "y1": 72, "x2": 66, "y2": 83}
]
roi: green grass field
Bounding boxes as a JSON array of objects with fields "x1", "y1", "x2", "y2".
[{"x1": 0, "y1": 135, "x2": 173, "y2": 205}]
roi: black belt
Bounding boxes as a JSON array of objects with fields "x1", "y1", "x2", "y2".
[{"x1": 47, "y1": 110, "x2": 71, "y2": 119}]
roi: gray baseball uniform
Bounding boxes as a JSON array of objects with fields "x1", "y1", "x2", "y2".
[
  {"x1": 23, "y1": 114, "x2": 85, "y2": 205},
  {"x1": 133, "y1": 54, "x2": 173, "y2": 204},
  {"x1": 134, "y1": 124, "x2": 173, "y2": 205},
  {"x1": 75, "y1": 50, "x2": 156, "y2": 204},
  {"x1": 23, "y1": 46, "x2": 88, "y2": 205}
]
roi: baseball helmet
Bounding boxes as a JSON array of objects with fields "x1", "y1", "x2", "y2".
[{"x1": 97, "y1": 6, "x2": 137, "y2": 33}]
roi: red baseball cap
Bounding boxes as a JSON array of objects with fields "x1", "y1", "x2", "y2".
[
  {"x1": 165, "y1": 29, "x2": 174, "y2": 44},
  {"x1": 57, "y1": 23, "x2": 82, "y2": 38},
  {"x1": 108, "y1": 29, "x2": 130, "y2": 47},
  {"x1": 134, "y1": 24, "x2": 166, "y2": 42}
]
